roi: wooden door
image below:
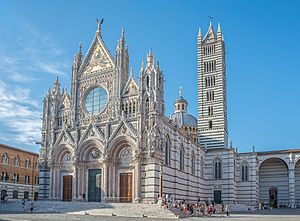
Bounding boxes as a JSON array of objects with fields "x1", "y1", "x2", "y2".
[
  {"x1": 119, "y1": 173, "x2": 132, "y2": 202},
  {"x1": 63, "y1": 175, "x2": 72, "y2": 201}
]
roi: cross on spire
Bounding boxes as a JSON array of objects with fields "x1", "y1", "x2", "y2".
[{"x1": 179, "y1": 86, "x2": 183, "y2": 97}]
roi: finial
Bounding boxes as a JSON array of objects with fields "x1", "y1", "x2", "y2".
[
  {"x1": 179, "y1": 86, "x2": 182, "y2": 97},
  {"x1": 149, "y1": 48, "x2": 152, "y2": 56},
  {"x1": 55, "y1": 76, "x2": 59, "y2": 84},
  {"x1": 141, "y1": 59, "x2": 144, "y2": 69},
  {"x1": 130, "y1": 67, "x2": 133, "y2": 77},
  {"x1": 96, "y1": 18, "x2": 104, "y2": 34},
  {"x1": 121, "y1": 27, "x2": 125, "y2": 38},
  {"x1": 79, "y1": 42, "x2": 82, "y2": 52},
  {"x1": 230, "y1": 140, "x2": 233, "y2": 148},
  {"x1": 198, "y1": 28, "x2": 202, "y2": 38},
  {"x1": 217, "y1": 22, "x2": 221, "y2": 33}
]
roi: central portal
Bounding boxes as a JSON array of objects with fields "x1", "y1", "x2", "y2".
[
  {"x1": 88, "y1": 169, "x2": 102, "y2": 202},
  {"x1": 119, "y1": 172, "x2": 132, "y2": 203}
]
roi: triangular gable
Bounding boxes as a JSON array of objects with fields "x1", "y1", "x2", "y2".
[
  {"x1": 79, "y1": 34, "x2": 115, "y2": 76},
  {"x1": 122, "y1": 75, "x2": 139, "y2": 96},
  {"x1": 60, "y1": 93, "x2": 71, "y2": 109},
  {"x1": 108, "y1": 120, "x2": 137, "y2": 143},
  {"x1": 54, "y1": 129, "x2": 75, "y2": 147},
  {"x1": 78, "y1": 123, "x2": 105, "y2": 145},
  {"x1": 203, "y1": 23, "x2": 216, "y2": 43}
]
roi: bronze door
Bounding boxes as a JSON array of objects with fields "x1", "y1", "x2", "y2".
[
  {"x1": 119, "y1": 173, "x2": 132, "y2": 202},
  {"x1": 63, "y1": 175, "x2": 72, "y2": 201}
]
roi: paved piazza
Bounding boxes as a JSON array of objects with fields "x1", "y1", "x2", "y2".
[
  {"x1": 1, "y1": 212, "x2": 300, "y2": 221},
  {"x1": 1, "y1": 201, "x2": 300, "y2": 221}
]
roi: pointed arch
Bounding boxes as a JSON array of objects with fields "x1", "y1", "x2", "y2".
[
  {"x1": 180, "y1": 144, "x2": 185, "y2": 171},
  {"x1": 213, "y1": 157, "x2": 222, "y2": 179},
  {"x1": 240, "y1": 161, "x2": 249, "y2": 182},
  {"x1": 164, "y1": 134, "x2": 171, "y2": 166},
  {"x1": 191, "y1": 150, "x2": 196, "y2": 175}
]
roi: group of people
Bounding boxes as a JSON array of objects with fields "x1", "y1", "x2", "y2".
[{"x1": 161, "y1": 194, "x2": 229, "y2": 217}]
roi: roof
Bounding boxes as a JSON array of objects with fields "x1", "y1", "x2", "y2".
[
  {"x1": 170, "y1": 112, "x2": 197, "y2": 128},
  {"x1": 0, "y1": 143, "x2": 39, "y2": 156}
]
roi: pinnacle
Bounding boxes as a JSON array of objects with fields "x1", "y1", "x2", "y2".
[{"x1": 217, "y1": 22, "x2": 221, "y2": 33}]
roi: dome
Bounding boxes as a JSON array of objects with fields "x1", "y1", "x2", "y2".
[{"x1": 170, "y1": 112, "x2": 197, "y2": 128}]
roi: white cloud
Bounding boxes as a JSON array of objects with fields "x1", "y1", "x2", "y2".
[{"x1": 0, "y1": 80, "x2": 41, "y2": 146}]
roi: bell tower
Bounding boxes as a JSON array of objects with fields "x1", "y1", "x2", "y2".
[{"x1": 197, "y1": 21, "x2": 228, "y2": 149}]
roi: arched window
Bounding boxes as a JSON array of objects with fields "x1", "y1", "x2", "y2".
[
  {"x1": 24, "y1": 191, "x2": 29, "y2": 199},
  {"x1": 164, "y1": 136, "x2": 171, "y2": 166},
  {"x1": 191, "y1": 151, "x2": 196, "y2": 175},
  {"x1": 2, "y1": 153, "x2": 8, "y2": 164},
  {"x1": 25, "y1": 159, "x2": 31, "y2": 168},
  {"x1": 208, "y1": 120, "x2": 213, "y2": 129},
  {"x1": 14, "y1": 156, "x2": 20, "y2": 167},
  {"x1": 13, "y1": 190, "x2": 18, "y2": 199},
  {"x1": 146, "y1": 76, "x2": 150, "y2": 89},
  {"x1": 241, "y1": 162, "x2": 249, "y2": 182},
  {"x1": 214, "y1": 159, "x2": 222, "y2": 179},
  {"x1": 180, "y1": 146, "x2": 185, "y2": 171},
  {"x1": 145, "y1": 98, "x2": 149, "y2": 112}
]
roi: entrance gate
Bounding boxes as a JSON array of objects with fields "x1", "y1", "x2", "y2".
[
  {"x1": 119, "y1": 173, "x2": 132, "y2": 202},
  {"x1": 88, "y1": 169, "x2": 102, "y2": 202},
  {"x1": 63, "y1": 175, "x2": 72, "y2": 201}
]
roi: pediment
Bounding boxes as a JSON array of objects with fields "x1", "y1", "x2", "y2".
[
  {"x1": 123, "y1": 76, "x2": 139, "y2": 96},
  {"x1": 80, "y1": 35, "x2": 115, "y2": 76},
  {"x1": 78, "y1": 123, "x2": 105, "y2": 145}
]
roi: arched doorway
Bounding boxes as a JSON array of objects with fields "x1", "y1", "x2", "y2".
[
  {"x1": 259, "y1": 158, "x2": 288, "y2": 208},
  {"x1": 107, "y1": 136, "x2": 137, "y2": 203},
  {"x1": 295, "y1": 159, "x2": 300, "y2": 206}
]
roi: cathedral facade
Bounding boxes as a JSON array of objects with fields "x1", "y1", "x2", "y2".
[{"x1": 39, "y1": 21, "x2": 300, "y2": 208}]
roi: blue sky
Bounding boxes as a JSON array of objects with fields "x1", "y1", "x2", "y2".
[{"x1": 0, "y1": 0, "x2": 299, "y2": 153}]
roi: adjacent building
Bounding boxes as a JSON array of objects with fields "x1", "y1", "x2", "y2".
[
  {"x1": 38, "y1": 21, "x2": 300, "y2": 208},
  {"x1": 0, "y1": 144, "x2": 39, "y2": 200}
]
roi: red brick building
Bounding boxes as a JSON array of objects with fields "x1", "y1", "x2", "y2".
[{"x1": 0, "y1": 144, "x2": 39, "y2": 200}]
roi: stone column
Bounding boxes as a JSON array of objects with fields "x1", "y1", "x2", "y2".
[
  {"x1": 102, "y1": 163, "x2": 107, "y2": 202},
  {"x1": 289, "y1": 155, "x2": 296, "y2": 208},
  {"x1": 134, "y1": 160, "x2": 141, "y2": 202},
  {"x1": 72, "y1": 166, "x2": 77, "y2": 200}
]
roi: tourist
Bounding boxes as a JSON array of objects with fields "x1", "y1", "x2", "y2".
[
  {"x1": 221, "y1": 203, "x2": 225, "y2": 216},
  {"x1": 22, "y1": 199, "x2": 26, "y2": 211},
  {"x1": 30, "y1": 201, "x2": 34, "y2": 213},
  {"x1": 225, "y1": 204, "x2": 229, "y2": 216}
]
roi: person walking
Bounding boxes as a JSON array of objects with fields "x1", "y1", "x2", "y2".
[{"x1": 225, "y1": 204, "x2": 229, "y2": 216}]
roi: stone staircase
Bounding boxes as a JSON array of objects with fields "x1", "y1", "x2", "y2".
[{"x1": 0, "y1": 201, "x2": 178, "y2": 218}]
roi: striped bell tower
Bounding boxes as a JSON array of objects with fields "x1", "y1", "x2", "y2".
[{"x1": 197, "y1": 21, "x2": 228, "y2": 149}]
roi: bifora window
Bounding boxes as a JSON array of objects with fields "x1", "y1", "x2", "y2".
[{"x1": 85, "y1": 87, "x2": 108, "y2": 115}]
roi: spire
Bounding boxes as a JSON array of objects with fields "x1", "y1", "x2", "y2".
[
  {"x1": 217, "y1": 22, "x2": 222, "y2": 40},
  {"x1": 147, "y1": 48, "x2": 154, "y2": 66},
  {"x1": 217, "y1": 22, "x2": 221, "y2": 33},
  {"x1": 130, "y1": 67, "x2": 133, "y2": 78},
  {"x1": 53, "y1": 76, "x2": 60, "y2": 96},
  {"x1": 198, "y1": 28, "x2": 202, "y2": 38}
]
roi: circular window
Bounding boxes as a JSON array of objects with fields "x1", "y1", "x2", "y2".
[{"x1": 85, "y1": 87, "x2": 108, "y2": 115}]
